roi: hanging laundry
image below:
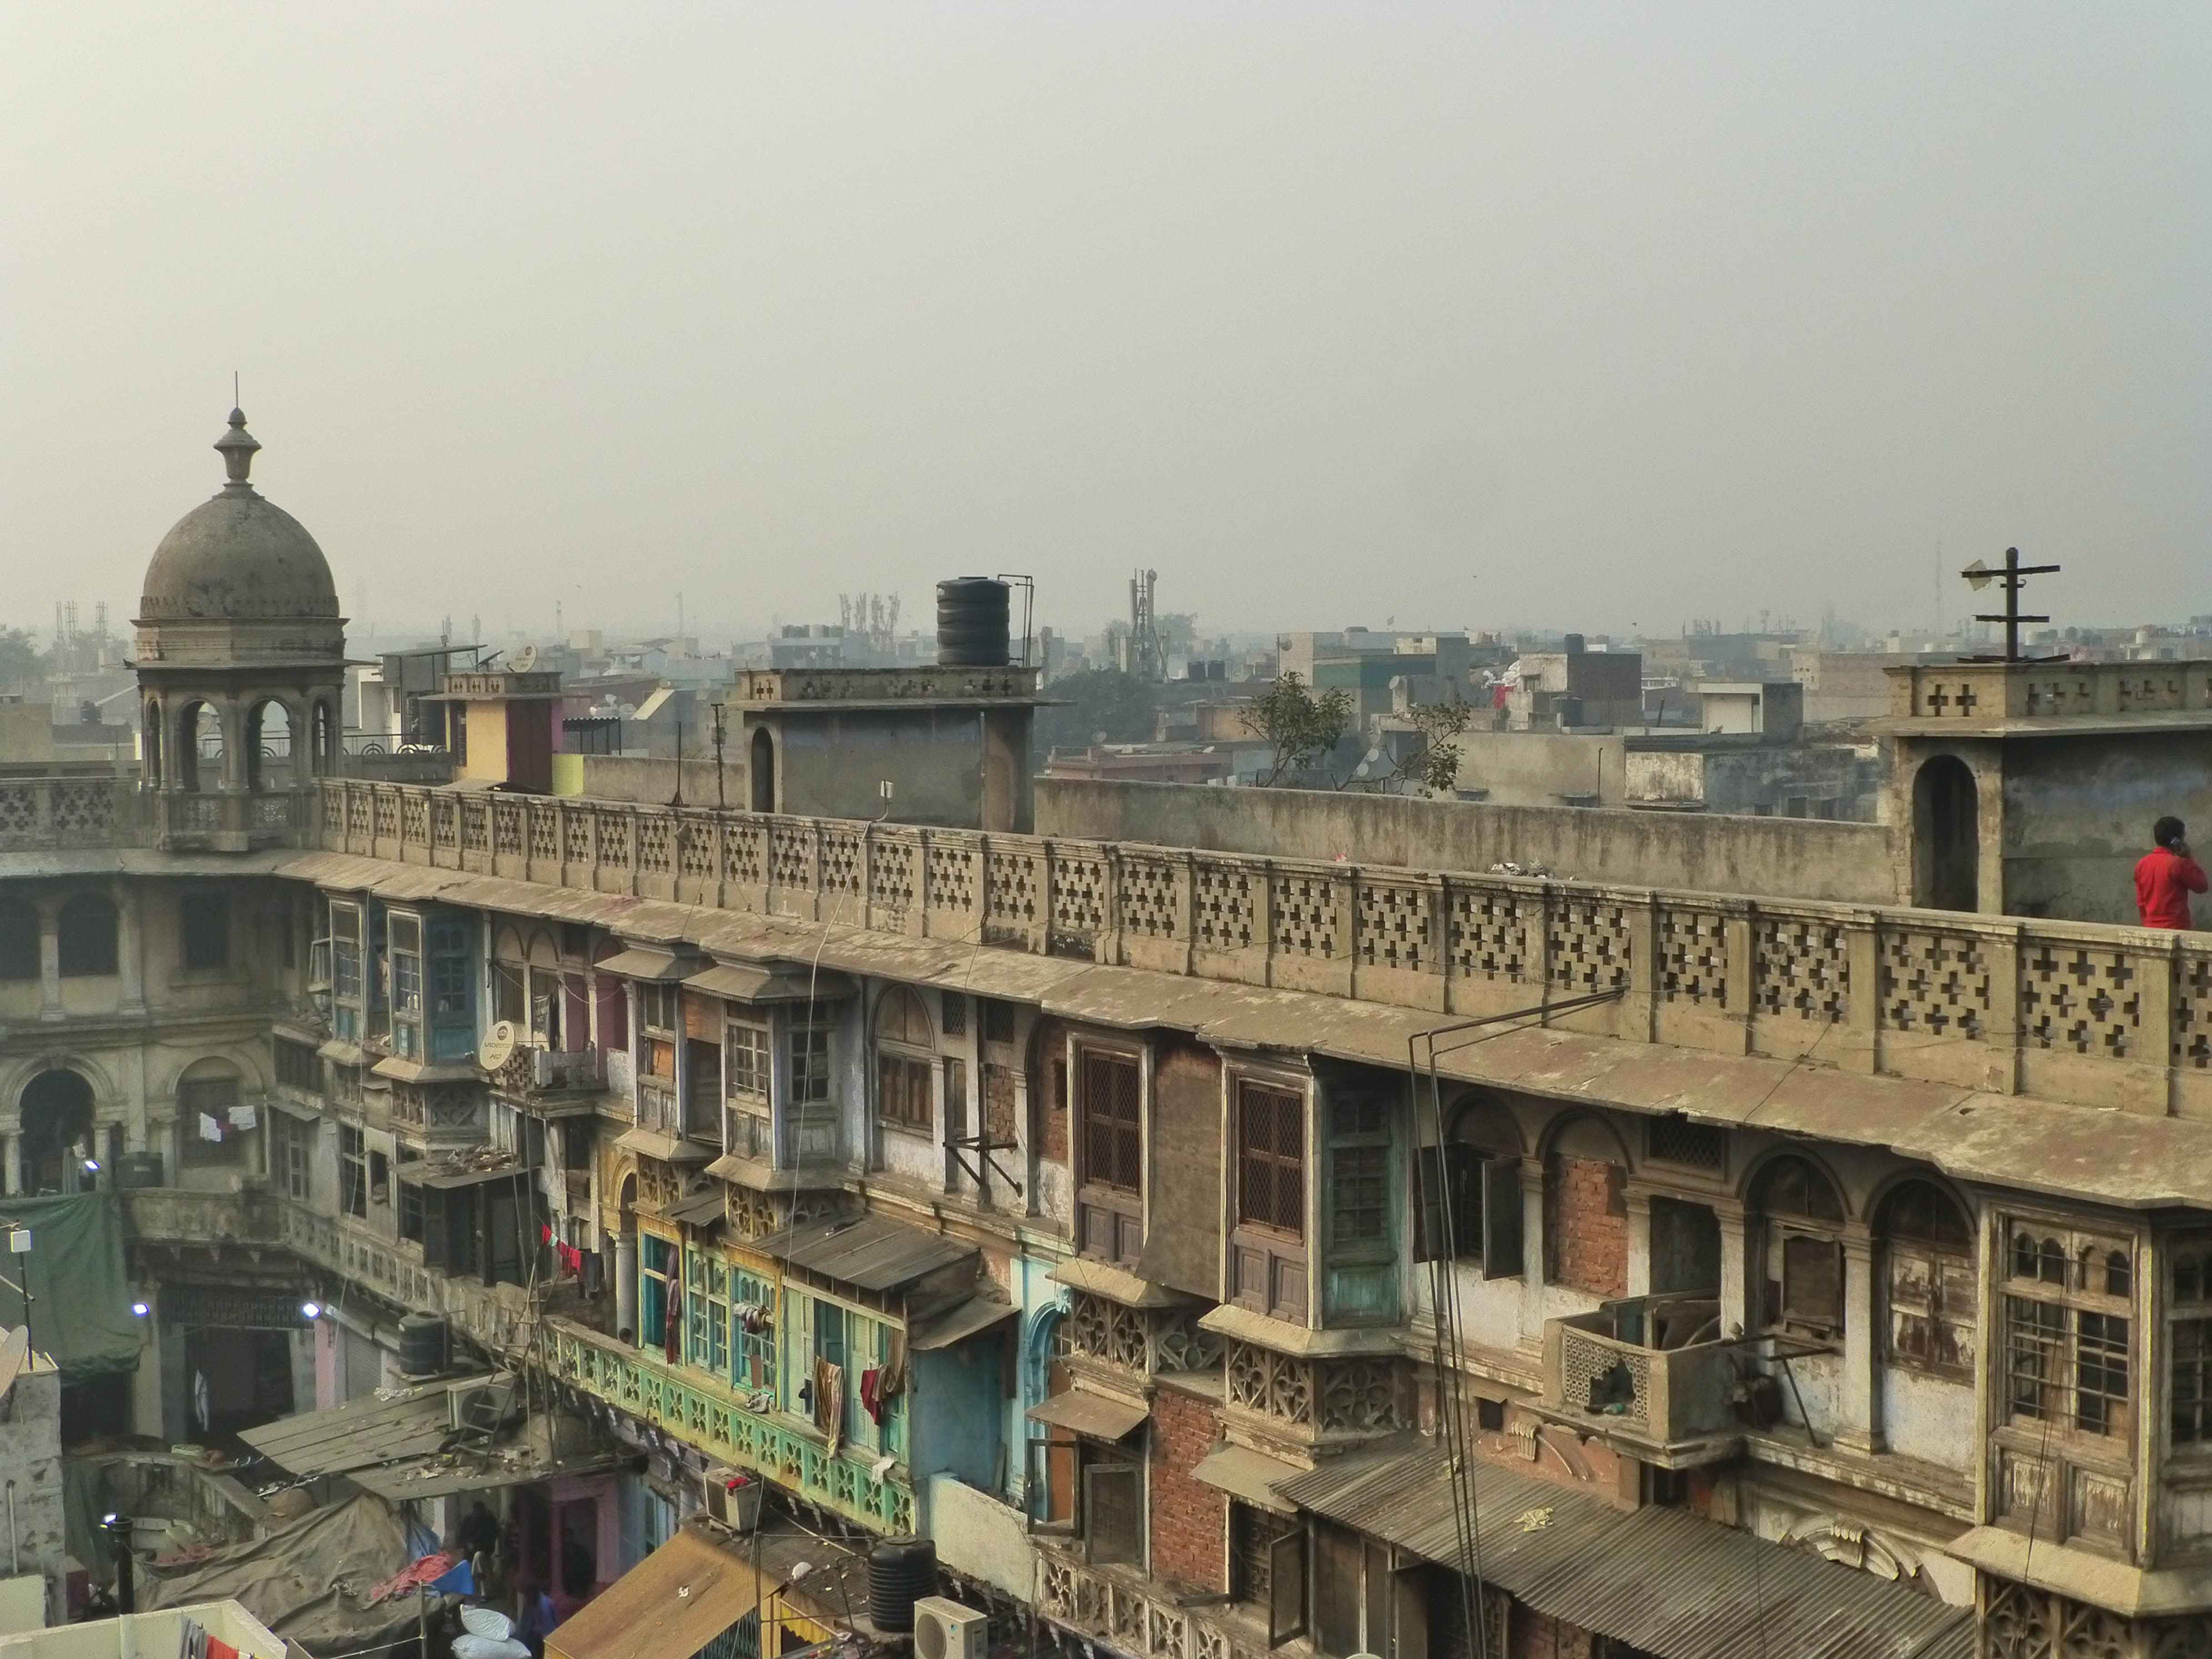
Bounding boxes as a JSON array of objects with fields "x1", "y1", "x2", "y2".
[
  {"x1": 663, "y1": 1284, "x2": 683, "y2": 1362},
  {"x1": 859, "y1": 1367, "x2": 884, "y2": 1425},
  {"x1": 878, "y1": 1333, "x2": 907, "y2": 1400}
]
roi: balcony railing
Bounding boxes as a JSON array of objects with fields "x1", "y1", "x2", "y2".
[
  {"x1": 548, "y1": 1318, "x2": 915, "y2": 1534},
  {"x1": 1542, "y1": 1293, "x2": 1740, "y2": 1455},
  {"x1": 124, "y1": 1186, "x2": 287, "y2": 1246},
  {"x1": 0, "y1": 776, "x2": 147, "y2": 852},
  {"x1": 318, "y1": 777, "x2": 2212, "y2": 1120}
]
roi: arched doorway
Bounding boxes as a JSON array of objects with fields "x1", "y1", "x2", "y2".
[
  {"x1": 749, "y1": 729, "x2": 775, "y2": 813},
  {"x1": 176, "y1": 701, "x2": 221, "y2": 793},
  {"x1": 1913, "y1": 756, "x2": 1980, "y2": 912},
  {"x1": 614, "y1": 1172, "x2": 640, "y2": 1343},
  {"x1": 143, "y1": 700, "x2": 163, "y2": 785},
  {"x1": 19, "y1": 1068, "x2": 94, "y2": 1194},
  {"x1": 246, "y1": 699, "x2": 293, "y2": 791}
]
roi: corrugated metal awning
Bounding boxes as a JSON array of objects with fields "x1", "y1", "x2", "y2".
[
  {"x1": 1273, "y1": 1443, "x2": 1972, "y2": 1659},
  {"x1": 596, "y1": 946, "x2": 687, "y2": 981},
  {"x1": 753, "y1": 1213, "x2": 975, "y2": 1292},
  {"x1": 242, "y1": 1377, "x2": 498, "y2": 1477},
  {"x1": 613, "y1": 1127, "x2": 716, "y2": 1165},
  {"x1": 546, "y1": 1526, "x2": 759, "y2": 1659},
  {"x1": 666, "y1": 1189, "x2": 724, "y2": 1227},
  {"x1": 409, "y1": 1161, "x2": 530, "y2": 1191},
  {"x1": 685, "y1": 961, "x2": 854, "y2": 1004},
  {"x1": 1191, "y1": 1444, "x2": 1300, "y2": 1515},
  {"x1": 910, "y1": 1296, "x2": 1021, "y2": 1351},
  {"x1": 1026, "y1": 1387, "x2": 1148, "y2": 1442}
]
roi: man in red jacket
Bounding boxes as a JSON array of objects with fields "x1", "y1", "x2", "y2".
[{"x1": 2136, "y1": 817, "x2": 2208, "y2": 929}]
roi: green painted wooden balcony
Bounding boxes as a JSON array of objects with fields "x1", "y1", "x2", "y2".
[{"x1": 547, "y1": 1318, "x2": 915, "y2": 1535}]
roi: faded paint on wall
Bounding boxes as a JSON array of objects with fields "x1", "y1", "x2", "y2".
[{"x1": 1034, "y1": 779, "x2": 1902, "y2": 905}]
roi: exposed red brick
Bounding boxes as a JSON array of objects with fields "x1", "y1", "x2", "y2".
[
  {"x1": 1548, "y1": 1155, "x2": 1627, "y2": 1297},
  {"x1": 1146, "y1": 1385, "x2": 1225, "y2": 1593}
]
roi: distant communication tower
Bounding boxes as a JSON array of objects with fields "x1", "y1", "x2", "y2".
[{"x1": 1126, "y1": 568, "x2": 1166, "y2": 682}]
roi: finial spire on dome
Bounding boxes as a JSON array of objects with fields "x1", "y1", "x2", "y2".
[{"x1": 214, "y1": 405, "x2": 261, "y2": 492}]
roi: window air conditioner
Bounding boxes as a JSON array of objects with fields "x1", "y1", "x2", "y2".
[
  {"x1": 913, "y1": 1597, "x2": 988, "y2": 1659},
  {"x1": 699, "y1": 1468, "x2": 763, "y2": 1531}
]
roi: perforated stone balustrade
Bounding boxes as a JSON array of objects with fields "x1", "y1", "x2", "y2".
[{"x1": 317, "y1": 779, "x2": 2212, "y2": 1118}]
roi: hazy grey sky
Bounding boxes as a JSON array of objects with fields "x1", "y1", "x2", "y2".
[{"x1": 4, "y1": 4, "x2": 2207, "y2": 643}]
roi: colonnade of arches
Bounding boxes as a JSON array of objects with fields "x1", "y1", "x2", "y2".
[{"x1": 141, "y1": 691, "x2": 339, "y2": 791}]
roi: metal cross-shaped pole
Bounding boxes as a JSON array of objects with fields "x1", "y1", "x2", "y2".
[{"x1": 1963, "y1": 546, "x2": 2061, "y2": 663}]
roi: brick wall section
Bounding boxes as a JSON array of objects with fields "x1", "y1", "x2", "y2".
[
  {"x1": 1549, "y1": 1155, "x2": 1628, "y2": 1297},
  {"x1": 1147, "y1": 1382, "x2": 1226, "y2": 1593}
]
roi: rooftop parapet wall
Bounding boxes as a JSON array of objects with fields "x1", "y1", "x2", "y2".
[
  {"x1": 730, "y1": 664, "x2": 1040, "y2": 705},
  {"x1": 0, "y1": 776, "x2": 148, "y2": 851},
  {"x1": 1036, "y1": 775, "x2": 1899, "y2": 904},
  {"x1": 1887, "y1": 659, "x2": 2212, "y2": 722},
  {"x1": 319, "y1": 777, "x2": 2212, "y2": 1121}
]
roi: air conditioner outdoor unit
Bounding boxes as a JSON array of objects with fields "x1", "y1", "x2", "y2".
[
  {"x1": 913, "y1": 1597, "x2": 988, "y2": 1659},
  {"x1": 699, "y1": 1468, "x2": 762, "y2": 1531},
  {"x1": 448, "y1": 1378, "x2": 518, "y2": 1435}
]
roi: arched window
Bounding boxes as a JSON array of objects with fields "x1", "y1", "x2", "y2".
[
  {"x1": 1876, "y1": 1179, "x2": 1973, "y2": 1378},
  {"x1": 176, "y1": 701, "x2": 218, "y2": 793},
  {"x1": 18, "y1": 1069, "x2": 93, "y2": 1193},
  {"x1": 1754, "y1": 1155, "x2": 1847, "y2": 1335},
  {"x1": 247, "y1": 699, "x2": 296, "y2": 792},
  {"x1": 177, "y1": 1059, "x2": 246, "y2": 1167},
  {"x1": 1418, "y1": 1095, "x2": 1521, "y2": 1271},
  {"x1": 0, "y1": 898, "x2": 38, "y2": 981},
  {"x1": 57, "y1": 891, "x2": 118, "y2": 977},
  {"x1": 749, "y1": 728, "x2": 775, "y2": 814},
  {"x1": 1913, "y1": 755, "x2": 1979, "y2": 911},
  {"x1": 875, "y1": 986, "x2": 934, "y2": 1133}
]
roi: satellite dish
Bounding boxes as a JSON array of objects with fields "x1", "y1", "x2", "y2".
[
  {"x1": 1963, "y1": 557, "x2": 1994, "y2": 591},
  {"x1": 478, "y1": 1021, "x2": 518, "y2": 1072},
  {"x1": 0, "y1": 1325, "x2": 30, "y2": 1404},
  {"x1": 512, "y1": 644, "x2": 539, "y2": 673}
]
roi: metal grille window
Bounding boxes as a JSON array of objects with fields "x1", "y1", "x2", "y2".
[
  {"x1": 981, "y1": 998, "x2": 1017, "y2": 1045},
  {"x1": 1237, "y1": 1082, "x2": 1304, "y2": 1235},
  {"x1": 726, "y1": 1024, "x2": 770, "y2": 1099},
  {"x1": 940, "y1": 993, "x2": 967, "y2": 1037},
  {"x1": 2004, "y1": 1221, "x2": 2136, "y2": 1440},
  {"x1": 1647, "y1": 1114, "x2": 1726, "y2": 1171},
  {"x1": 1081, "y1": 1051, "x2": 1142, "y2": 1195}
]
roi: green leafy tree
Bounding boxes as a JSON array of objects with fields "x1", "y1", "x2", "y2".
[
  {"x1": 1240, "y1": 673, "x2": 1355, "y2": 787},
  {"x1": 1033, "y1": 669, "x2": 1158, "y2": 762},
  {"x1": 0, "y1": 628, "x2": 45, "y2": 695},
  {"x1": 1377, "y1": 699, "x2": 1476, "y2": 795}
]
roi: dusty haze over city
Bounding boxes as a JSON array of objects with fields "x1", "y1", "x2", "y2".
[{"x1": 2, "y1": 3, "x2": 2206, "y2": 640}]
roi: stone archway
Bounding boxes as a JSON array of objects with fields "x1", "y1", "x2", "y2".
[
  {"x1": 246, "y1": 698, "x2": 296, "y2": 792},
  {"x1": 19, "y1": 1068, "x2": 94, "y2": 1194},
  {"x1": 1912, "y1": 755, "x2": 1980, "y2": 912}
]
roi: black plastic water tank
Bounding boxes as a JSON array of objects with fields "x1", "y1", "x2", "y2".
[
  {"x1": 113, "y1": 1152, "x2": 164, "y2": 1191},
  {"x1": 936, "y1": 578, "x2": 1011, "y2": 668},
  {"x1": 397, "y1": 1312, "x2": 449, "y2": 1378},
  {"x1": 867, "y1": 1536, "x2": 938, "y2": 1631}
]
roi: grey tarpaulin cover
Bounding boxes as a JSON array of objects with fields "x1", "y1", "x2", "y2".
[
  {"x1": 142, "y1": 1493, "x2": 422, "y2": 1653},
  {"x1": 0, "y1": 1192, "x2": 140, "y2": 1382}
]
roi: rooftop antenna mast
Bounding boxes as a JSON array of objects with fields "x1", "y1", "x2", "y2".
[{"x1": 1961, "y1": 547, "x2": 2061, "y2": 663}]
